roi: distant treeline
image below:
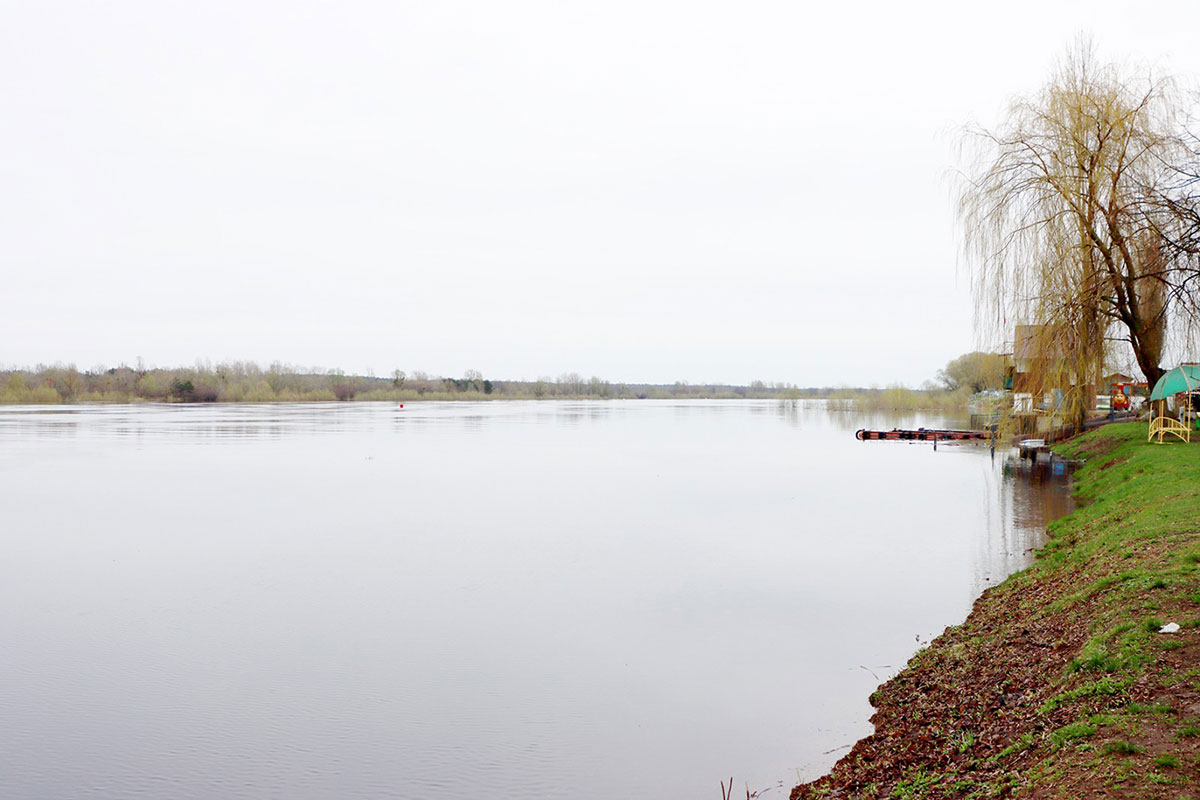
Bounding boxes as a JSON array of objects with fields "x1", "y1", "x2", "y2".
[
  {"x1": 0, "y1": 362, "x2": 891, "y2": 405},
  {"x1": 0, "y1": 363, "x2": 978, "y2": 409}
]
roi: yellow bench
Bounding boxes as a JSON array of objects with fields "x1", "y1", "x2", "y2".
[{"x1": 1149, "y1": 414, "x2": 1191, "y2": 444}]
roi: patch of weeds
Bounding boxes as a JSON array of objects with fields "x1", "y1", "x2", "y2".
[
  {"x1": 1095, "y1": 572, "x2": 1139, "y2": 592},
  {"x1": 955, "y1": 730, "x2": 975, "y2": 754},
  {"x1": 1106, "y1": 761, "x2": 1136, "y2": 784},
  {"x1": 981, "y1": 772, "x2": 1020, "y2": 797},
  {"x1": 1040, "y1": 677, "x2": 1128, "y2": 713},
  {"x1": 892, "y1": 768, "x2": 938, "y2": 798},
  {"x1": 1069, "y1": 645, "x2": 1126, "y2": 674},
  {"x1": 995, "y1": 732, "x2": 1034, "y2": 760},
  {"x1": 1144, "y1": 771, "x2": 1171, "y2": 785},
  {"x1": 1103, "y1": 739, "x2": 1143, "y2": 755},
  {"x1": 1057, "y1": 571, "x2": 1138, "y2": 609},
  {"x1": 1175, "y1": 724, "x2": 1200, "y2": 739},
  {"x1": 1050, "y1": 721, "x2": 1097, "y2": 747},
  {"x1": 1113, "y1": 626, "x2": 1155, "y2": 672},
  {"x1": 1145, "y1": 617, "x2": 1166, "y2": 632},
  {"x1": 1065, "y1": 623, "x2": 1157, "y2": 675},
  {"x1": 947, "y1": 779, "x2": 973, "y2": 795},
  {"x1": 1154, "y1": 754, "x2": 1180, "y2": 768}
]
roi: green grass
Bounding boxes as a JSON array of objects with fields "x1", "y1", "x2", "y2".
[
  {"x1": 1040, "y1": 676, "x2": 1129, "y2": 713},
  {"x1": 1102, "y1": 740, "x2": 1143, "y2": 755},
  {"x1": 1050, "y1": 721, "x2": 1098, "y2": 747},
  {"x1": 891, "y1": 768, "x2": 940, "y2": 798},
  {"x1": 995, "y1": 732, "x2": 1035, "y2": 760}
]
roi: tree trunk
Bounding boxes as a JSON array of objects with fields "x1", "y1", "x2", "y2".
[
  {"x1": 1129, "y1": 319, "x2": 1165, "y2": 387},
  {"x1": 1136, "y1": 353, "x2": 1165, "y2": 389},
  {"x1": 1126, "y1": 305, "x2": 1166, "y2": 388}
]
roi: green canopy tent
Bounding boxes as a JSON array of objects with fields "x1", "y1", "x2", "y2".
[
  {"x1": 1150, "y1": 364, "x2": 1200, "y2": 401},
  {"x1": 1148, "y1": 364, "x2": 1200, "y2": 443}
]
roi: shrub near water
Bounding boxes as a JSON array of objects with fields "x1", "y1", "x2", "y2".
[
  {"x1": 0, "y1": 374, "x2": 61, "y2": 404},
  {"x1": 826, "y1": 385, "x2": 970, "y2": 412}
]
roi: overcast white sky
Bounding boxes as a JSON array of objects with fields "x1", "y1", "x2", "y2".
[{"x1": 4, "y1": 2, "x2": 1200, "y2": 385}]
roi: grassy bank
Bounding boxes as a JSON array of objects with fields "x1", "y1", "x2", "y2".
[{"x1": 792, "y1": 422, "x2": 1200, "y2": 799}]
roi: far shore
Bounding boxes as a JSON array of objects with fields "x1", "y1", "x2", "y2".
[{"x1": 1, "y1": 364, "x2": 970, "y2": 411}]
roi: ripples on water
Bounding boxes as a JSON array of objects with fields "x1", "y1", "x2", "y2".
[{"x1": 0, "y1": 401, "x2": 1073, "y2": 798}]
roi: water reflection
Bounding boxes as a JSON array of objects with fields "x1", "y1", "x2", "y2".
[
  {"x1": 0, "y1": 402, "x2": 400, "y2": 441},
  {"x1": 1005, "y1": 454, "x2": 1077, "y2": 534},
  {"x1": 973, "y1": 450, "x2": 1075, "y2": 593},
  {"x1": 0, "y1": 400, "x2": 1076, "y2": 800}
]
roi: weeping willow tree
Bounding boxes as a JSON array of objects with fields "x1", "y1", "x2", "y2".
[{"x1": 959, "y1": 43, "x2": 1192, "y2": 424}]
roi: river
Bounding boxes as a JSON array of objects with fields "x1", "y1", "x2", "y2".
[{"x1": 0, "y1": 400, "x2": 1072, "y2": 798}]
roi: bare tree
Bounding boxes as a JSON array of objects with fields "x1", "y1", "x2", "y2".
[
  {"x1": 557, "y1": 372, "x2": 583, "y2": 395},
  {"x1": 1155, "y1": 128, "x2": 1200, "y2": 317},
  {"x1": 958, "y1": 41, "x2": 1194, "y2": 417}
]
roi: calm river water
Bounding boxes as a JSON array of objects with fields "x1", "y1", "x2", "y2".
[{"x1": 0, "y1": 400, "x2": 1072, "y2": 799}]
